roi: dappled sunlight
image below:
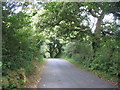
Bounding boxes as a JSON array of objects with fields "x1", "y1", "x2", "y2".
[{"x1": 2, "y1": 1, "x2": 119, "y2": 89}]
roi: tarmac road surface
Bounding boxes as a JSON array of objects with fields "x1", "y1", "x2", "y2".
[{"x1": 37, "y1": 58, "x2": 117, "y2": 88}]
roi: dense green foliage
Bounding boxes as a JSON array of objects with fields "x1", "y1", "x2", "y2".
[
  {"x1": 33, "y1": 2, "x2": 119, "y2": 83},
  {"x1": 2, "y1": 1, "x2": 120, "y2": 89},
  {"x1": 63, "y1": 37, "x2": 119, "y2": 76},
  {"x1": 2, "y1": 2, "x2": 44, "y2": 88}
]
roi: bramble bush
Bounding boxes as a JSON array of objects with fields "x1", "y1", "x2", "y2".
[
  {"x1": 63, "y1": 38, "x2": 119, "y2": 78},
  {"x1": 2, "y1": 6, "x2": 44, "y2": 89}
]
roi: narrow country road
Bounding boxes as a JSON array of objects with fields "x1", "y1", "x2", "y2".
[{"x1": 37, "y1": 58, "x2": 117, "y2": 88}]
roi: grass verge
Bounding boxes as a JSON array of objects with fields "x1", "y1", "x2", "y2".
[
  {"x1": 61, "y1": 56, "x2": 118, "y2": 87},
  {"x1": 22, "y1": 57, "x2": 46, "y2": 88}
]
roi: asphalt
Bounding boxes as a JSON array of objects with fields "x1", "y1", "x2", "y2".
[{"x1": 37, "y1": 58, "x2": 117, "y2": 88}]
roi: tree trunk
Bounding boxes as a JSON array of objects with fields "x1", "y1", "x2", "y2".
[
  {"x1": 55, "y1": 44, "x2": 62, "y2": 58},
  {"x1": 94, "y1": 11, "x2": 105, "y2": 38},
  {"x1": 92, "y1": 11, "x2": 105, "y2": 57}
]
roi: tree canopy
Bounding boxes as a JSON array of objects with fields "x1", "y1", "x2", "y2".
[{"x1": 2, "y1": 1, "x2": 120, "y2": 89}]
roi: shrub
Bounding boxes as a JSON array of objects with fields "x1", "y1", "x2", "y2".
[
  {"x1": 63, "y1": 41, "x2": 93, "y2": 62},
  {"x1": 2, "y1": 68, "x2": 26, "y2": 89}
]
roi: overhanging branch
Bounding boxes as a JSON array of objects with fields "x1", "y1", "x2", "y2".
[
  {"x1": 89, "y1": 9, "x2": 99, "y2": 18},
  {"x1": 42, "y1": 21, "x2": 90, "y2": 33}
]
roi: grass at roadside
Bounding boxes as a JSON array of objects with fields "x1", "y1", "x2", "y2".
[
  {"x1": 22, "y1": 57, "x2": 46, "y2": 88},
  {"x1": 61, "y1": 55, "x2": 118, "y2": 86}
]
